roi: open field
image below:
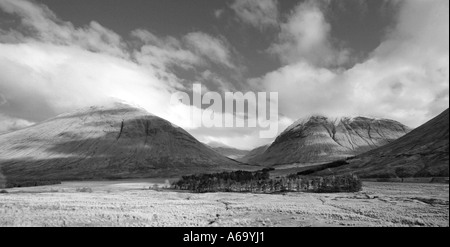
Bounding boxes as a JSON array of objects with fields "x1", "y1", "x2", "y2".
[{"x1": 0, "y1": 180, "x2": 448, "y2": 227}]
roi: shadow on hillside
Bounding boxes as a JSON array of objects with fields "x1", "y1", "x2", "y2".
[
  {"x1": 0, "y1": 154, "x2": 246, "y2": 187},
  {"x1": 52, "y1": 108, "x2": 139, "y2": 120},
  {"x1": 0, "y1": 116, "x2": 255, "y2": 186}
]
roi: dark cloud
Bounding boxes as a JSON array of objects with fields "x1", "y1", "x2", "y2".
[{"x1": 0, "y1": 93, "x2": 6, "y2": 106}]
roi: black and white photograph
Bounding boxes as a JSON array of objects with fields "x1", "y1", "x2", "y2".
[{"x1": 0, "y1": 0, "x2": 448, "y2": 233}]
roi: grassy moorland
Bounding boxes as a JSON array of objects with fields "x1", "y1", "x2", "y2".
[{"x1": 0, "y1": 180, "x2": 447, "y2": 227}]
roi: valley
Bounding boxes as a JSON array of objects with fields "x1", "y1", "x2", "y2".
[{"x1": 0, "y1": 104, "x2": 448, "y2": 227}]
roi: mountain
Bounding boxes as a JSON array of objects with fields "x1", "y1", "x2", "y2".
[
  {"x1": 244, "y1": 115, "x2": 411, "y2": 166},
  {"x1": 206, "y1": 144, "x2": 250, "y2": 160},
  {"x1": 0, "y1": 103, "x2": 249, "y2": 186},
  {"x1": 238, "y1": 144, "x2": 269, "y2": 163},
  {"x1": 313, "y1": 109, "x2": 449, "y2": 178}
]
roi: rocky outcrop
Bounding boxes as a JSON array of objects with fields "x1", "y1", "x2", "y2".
[
  {"x1": 0, "y1": 103, "x2": 249, "y2": 185},
  {"x1": 314, "y1": 109, "x2": 449, "y2": 178},
  {"x1": 243, "y1": 116, "x2": 410, "y2": 166}
]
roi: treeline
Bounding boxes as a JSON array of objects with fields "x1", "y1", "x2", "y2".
[
  {"x1": 296, "y1": 158, "x2": 354, "y2": 176},
  {"x1": 5, "y1": 180, "x2": 62, "y2": 189},
  {"x1": 173, "y1": 170, "x2": 362, "y2": 193},
  {"x1": 287, "y1": 173, "x2": 362, "y2": 193}
]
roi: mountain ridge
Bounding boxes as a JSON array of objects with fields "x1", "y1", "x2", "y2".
[
  {"x1": 313, "y1": 109, "x2": 449, "y2": 178},
  {"x1": 242, "y1": 115, "x2": 411, "y2": 166},
  {"x1": 0, "y1": 103, "x2": 250, "y2": 187}
]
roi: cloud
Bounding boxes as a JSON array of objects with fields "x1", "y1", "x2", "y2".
[
  {"x1": 0, "y1": 0, "x2": 238, "y2": 76},
  {"x1": 348, "y1": 0, "x2": 449, "y2": 123},
  {"x1": 322, "y1": 0, "x2": 370, "y2": 18},
  {"x1": 0, "y1": 42, "x2": 179, "y2": 121},
  {"x1": 214, "y1": 9, "x2": 225, "y2": 19},
  {"x1": 230, "y1": 0, "x2": 279, "y2": 30},
  {"x1": 131, "y1": 29, "x2": 238, "y2": 76},
  {"x1": 257, "y1": 62, "x2": 345, "y2": 118},
  {"x1": 197, "y1": 70, "x2": 237, "y2": 92},
  {"x1": 0, "y1": 0, "x2": 213, "y2": 128},
  {"x1": 0, "y1": 0, "x2": 128, "y2": 58},
  {"x1": 0, "y1": 0, "x2": 448, "y2": 150},
  {"x1": 269, "y1": 0, "x2": 351, "y2": 67},
  {"x1": 0, "y1": 113, "x2": 34, "y2": 134},
  {"x1": 258, "y1": 0, "x2": 449, "y2": 127},
  {"x1": 131, "y1": 29, "x2": 204, "y2": 75},
  {"x1": 184, "y1": 32, "x2": 235, "y2": 69},
  {"x1": 190, "y1": 115, "x2": 293, "y2": 150},
  {"x1": 0, "y1": 0, "x2": 261, "y2": 149},
  {"x1": 0, "y1": 93, "x2": 6, "y2": 105}
]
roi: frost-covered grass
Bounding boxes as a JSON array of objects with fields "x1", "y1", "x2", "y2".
[{"x1": 0, "y1": 180, "x2": 448, "y2": 227}]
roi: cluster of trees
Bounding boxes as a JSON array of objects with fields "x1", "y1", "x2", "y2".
[
  {"x1": 173, "y1": 170, "x2": 362, "y2": 193},
  {"x1": 287, "y1": 173, "x2": 362, "y2": 193},
  {"x1": 173, "y1": 170, "x2": 270, "y2": 193},
  {"x1": 5, "y1": 180, "x2": 61, "y2": 189},
  {"x1": 296, "y1": 159, "x2": 352, "y2": 176}
]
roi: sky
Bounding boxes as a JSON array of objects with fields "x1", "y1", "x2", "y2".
[{"x1": 0, "y1": 0, "x2": 448, "y2": 150}]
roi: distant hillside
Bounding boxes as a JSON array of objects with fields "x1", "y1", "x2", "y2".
[
  {"x1": 238, "y1": 145, "x2": 269, "y2": 163},
  {"x1": 313, "y1": 109, "x2": 449, "y2": 178},
  {"x1": 207, "y1": 145, "x2": 250, "y2": 160},
  {"x1": 244, "y1": 115, "x2": 410, "y2": 166},
  {"x1": 0, "y1": 103, "x2": 250, "y2": 187}
]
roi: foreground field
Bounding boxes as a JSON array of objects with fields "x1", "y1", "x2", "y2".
[{"x1": 0, "y1": 180, "x2": 448, "y2": 227}]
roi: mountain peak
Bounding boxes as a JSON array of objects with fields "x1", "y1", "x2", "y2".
[
  {"x1": 0, "y1": 103, "x2": 247, "y2": 185},
  {"x1": 313, "y1": 108, "x2": 449, "y2": 178},
  {"x1": 243, "y1": 114, "x2": 411, "y2": 166},
  {"x1": 283, "y1": 115, "x2": 409, "y2": 138}
]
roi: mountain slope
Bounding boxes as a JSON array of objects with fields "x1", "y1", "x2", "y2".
[
  {"x1": 314, "y1": 109, "x2": 449, "y2": 178},
  {"x1": 208, "y1": 146, "x2": 249, "y2": 160},
  {"x1": 245, "y1": 116, "x2": 410, "y2": 166},
  {"x1": 238, "y1": 145, "x2": 269, "y2": 163},
  {"x1": 0, "y1": 103, "x2": 248, "y2": 186},
  {"x1": 204, "y1": 141, "x2": 250, "y2": 160}
]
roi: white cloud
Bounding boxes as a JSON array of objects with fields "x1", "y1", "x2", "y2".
[
  {"x1": 198, "y1": 70, "x2": 237, "y2": 92},
  {"x1": 131, "y1": 29, "x2": 204, "y2": 77},
  {"x1": 131, "y1": 29, "x2": 237, "y2": 75},
  {"x1": 269, "y1": 0, "x2": 351, "y2": 67},
  {"x1": 230, "y1": 0, "x2": 279, "y2": 30},
  {"x1": 184, "y1": 32, "x2": 235, "y2": 69},
  {"x1": 191, "y1": 116, "x2": 293, "y2": 150},
  {"x1": 0, "y1": 0, "x2": 259, "y2": 148},
  {"x1": 0, "y1": 42, "x2": 180, "y2": 121},
  {"x1": 258, "y1": 0, "x2": 449, "y2": 128},
  {"x1": 0, "y1": 0, "x2": 128, "y2": 58},
  {"x1": 0, "y1": 113, "x2": 34, "y2": 134},
  {"x1": 258, "y1": 62, "x2": 347, "y2": 118},
  {"x1": 0, "y1": 0, "x2": 195, "y2": 129},
  {"x1": 214, "y1": 9, "x2": 225, "y2": 19}
]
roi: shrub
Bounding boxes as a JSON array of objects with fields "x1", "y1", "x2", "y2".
[
  {"x1": 150, "y1": 184, "x2": 161, "y2": 191},
  {"x1": 75, "y1": 187, "x2": 93, "y2": 193},
  {"x1": 316, "y1": 175, "x2": 363, "y2": 193},
  {"x1": 0, "y1": 190, "x2": 8, "y2": 194}
]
